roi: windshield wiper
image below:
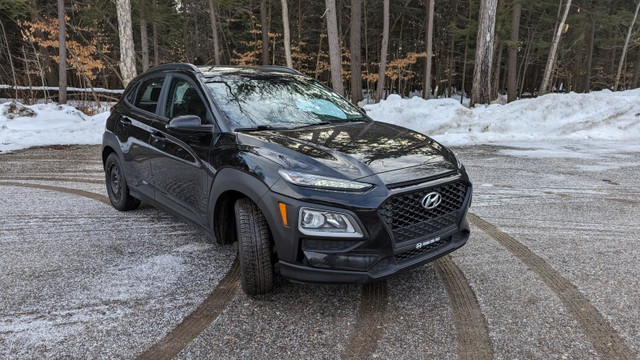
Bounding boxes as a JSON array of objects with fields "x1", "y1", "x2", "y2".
[
  {"x1": 290, "y1": 121, "x2": 332, "y2": 129},
  {"x1": 234, "y1": 125, "x2": 292, "y2": 132},
  {"x1": 290, "y1": 118, "x2": 367, "y2": 130}
]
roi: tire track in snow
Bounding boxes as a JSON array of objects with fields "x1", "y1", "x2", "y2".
[
  {"x1": 341, "y1": 281, "x2": 388, "y2": 360},
  {"x1": 433, "y1": 256, "x2": 494, "y2": 360},
  {"x1": 0, "y1": 180, "x2": 242, "y2": 359},
  {"x1": 0, "y1": 176, "x2": 104, "y2": 184},
  {"x1": 135, "y1": 258, "x2": 240, "y2": 360},
  {"x1": 0, "y1": 181, "x2": 110, "y2": 205},
  {"x1": 468, "y1": 213, "x2": 637, "y2": 360}
]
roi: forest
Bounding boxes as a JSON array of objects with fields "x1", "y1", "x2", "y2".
[{"x1": 0, "y1": 0, "x2": 639, "y2": 108}]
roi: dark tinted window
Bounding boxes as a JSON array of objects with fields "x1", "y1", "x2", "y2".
[
  {"x1": 205, "y1": 76, "x2": 363, "y2": 130},
  {"x1": 164, "y1": 78, "x2": 207, "y2": 121},
  {"x1": 134, "y1": 77, "x2": 165, "y2": 113}
]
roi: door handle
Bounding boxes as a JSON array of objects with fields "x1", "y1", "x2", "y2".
[{"x1": 121, "y1": 118, "x2": 132, "y2": 125}]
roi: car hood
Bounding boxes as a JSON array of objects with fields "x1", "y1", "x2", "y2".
[{"x1": 238, "y1": 121, "x2": 458, "y2": 186}]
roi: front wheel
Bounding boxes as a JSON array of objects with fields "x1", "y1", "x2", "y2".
[
  {"x1": 234, "y1": 198, "x2": 275, "y2": 295},
  {"x1": 105, "y1": 153, "x2": 140, "y2": 211}
]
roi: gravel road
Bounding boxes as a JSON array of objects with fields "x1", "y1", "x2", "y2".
[{"x1": 0, "y1": 142, "x2": 638, "y2": 359}]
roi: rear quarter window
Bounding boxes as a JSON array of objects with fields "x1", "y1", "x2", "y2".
[{"x1": 134, "y1": 77, "x2": 165, "y2": 113}]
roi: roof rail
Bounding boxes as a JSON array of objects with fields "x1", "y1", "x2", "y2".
[
  {"x1": 255, "y1": 65, "x2": 302, "y2": 75},
  {"x1": 149, "y1": 63, "x2": 201, "y2": 73}
]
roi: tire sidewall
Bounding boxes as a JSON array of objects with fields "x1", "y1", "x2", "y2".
[{"x1": 105, "y1": 153, "x2": 129, "y2": 210}]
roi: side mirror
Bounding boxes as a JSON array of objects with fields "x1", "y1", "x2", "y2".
[{"x1": 166, "y1": 115, "x2": 214, "y2": 133}]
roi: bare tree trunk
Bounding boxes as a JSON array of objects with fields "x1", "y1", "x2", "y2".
[
  {"x1": 633, "y1": 47, "x2": 640, "y2": 89},
  {"x1": 471, "y1": 0, "x2": 498, "y2": 105},
  {"x1": 58, "y1": 0, "x2": 67, "y2": 104},
  {"x1": 152, "y1": 0, "x2": 159, "y2": 65},
  {"x1": 281, "y1": 0, "x2": 293, "y2": 68},
  {"x1": 315, "y1": 17, "x2": 325, "y2": 79},
  {"x1": 375, "y1": 0, "x2": 389, "y2": 102},
  {"x1": 491, "y1": 11, "x2": 504, "y2": 101},
  {"x1": 260, "y1": 0, "x2": 270, "y2": 65},
  {"x1": 364, "y1": 0, "x2": 370, "y2": 101},
  {"x1": 540, "y1": 0, "x2": 571, "y2": 95},
  {"x1": 296, "y1": 0, "x2": 302, "y2": 69},
  {"x1": 507, "y1": 1, "x2": 521, "y2": 102},
  {"x1": 140, "y1": 0, "x2": 149, "y2": 71},
  {"x1": 583, "y1": 17, "x2": 595, "y2": 92},
  {"x1": 325, "y1": 0, "x2": 344, "y2": 95},
  {"x1": 614, "y1": 0, "x2": 640, "y2": 91},
  {"x1": 423, "y1": 0, "x2": 434, "y2": 99},
  {"x1": 22, "y1": 46, "x2": 34, "y2": 103},
  {"x1": 350, "y1": 0, "x2": 362, "y2": 104},
  {"x1": 209, "y1": 0, "x2": 220, "y2": 65},
  {"x1": 114, "y1": 0, "x2": 137, "y2": 87}
]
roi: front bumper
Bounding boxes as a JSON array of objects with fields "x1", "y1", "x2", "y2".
[
  {"x1": 258, "y1": 175, "x2": 472, "y2": 284},
  {"x1": 278, "y1": 222, "x2": 470, "y2": 283}
]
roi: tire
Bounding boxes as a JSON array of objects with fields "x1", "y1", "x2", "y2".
[
  {"x1": 234, "y1": 198, "x2": 275, "y2": 295},
  {"x1": 105, "y1": 153, "x2": 140, "y2": 211}
]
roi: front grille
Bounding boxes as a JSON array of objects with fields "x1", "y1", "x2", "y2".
[
  {"x1": 378, "y1": 181, "x2": 468, "y2": 244},
  {"x1": 395, "y1": 237, "x2": 450, "y2": 262}
]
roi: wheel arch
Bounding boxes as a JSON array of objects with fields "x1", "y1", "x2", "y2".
[
  {"x1": 101, "y1": 131, "x2": 123, "y2": 167},
  {"x1": 209, "y1": 168, "x2": 277, "y2": 246}
]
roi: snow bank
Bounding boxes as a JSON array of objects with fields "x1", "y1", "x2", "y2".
[
  {"x1": 0, "y1": 102, "x2": 109, "y2": 153},
  {"x1": 364, "y1": 89, "x2": 640, "y2": 145},
  {"x1": 2, "y1": 88, "x2": 640, "y2": 153}
]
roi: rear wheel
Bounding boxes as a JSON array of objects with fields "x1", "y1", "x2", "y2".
[
  {"x1": 105, "y1": 153, "x2": 140, "y2": 211},
  {"x1": 234, "y1": 198, "x2": 275, "y2": 295}
]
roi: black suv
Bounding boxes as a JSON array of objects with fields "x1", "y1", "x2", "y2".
[{"x1": 102, "y1": 63, "x2": 472, "y2": 295}]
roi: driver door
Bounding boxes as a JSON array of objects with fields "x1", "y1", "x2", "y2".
[{"x1": 148, "y1": 74, "x2": 214, "y2": 225}]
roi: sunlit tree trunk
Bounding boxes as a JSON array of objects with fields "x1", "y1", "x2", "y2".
[
  {"x1": 260, "y1": 0, "x2": 269, "y2": 65},
  {"x1": 114, "y1": 0, "x2": 137, "y2": 87},
  {"x1": 140, "y1": 0, "x2": 149, "y2": 71},
  {"x1": 423, "y1": 0, "x2": 434, "y2": 99},
  {"x1": 471, "y1": 0, "x2": 498, "y2": 105},
  {"x1": 614, "y1": 0, "x2": 640, "y2": 91},
  {"x1": 375, "y1": 0, "x2": 389, "y2": 102},
  {"x1": 58, "y1": 0, "x2": 67, "y2": 103},
  {"x1": 209, "y1": 0, "x2": 220, "y2": 65},
  {"x1": 507, "y1": 1, "x2": 521, "y2": 102},
  {"x1": 350, "y1": 0, "x2": 362, "y2": 104},
  {"x1": 540, "y1": 0, "x2": 571, "y2": 95},
  {"x1": 281, "y1": 0, "x2": 293, "y2": 68},
  {"x1": 325, "y1": 0, "x2": 344, "y2": 95}
]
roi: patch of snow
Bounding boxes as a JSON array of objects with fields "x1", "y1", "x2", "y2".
[
  {"x1": 364, "y1": 89, "x2": 640, "y2": 146},
  {"x1": 0, "y1": 102, "x2": 109, "y2": 153}
]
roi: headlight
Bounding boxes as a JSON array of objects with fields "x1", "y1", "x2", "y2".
[
  {"x1": 299, "y1": 207, "x2": 363, "y2": 238},
  {"x1": 278, "y1": 170, "x2": 372, "y2": 192},
  {"x1": 453, "y1": 154, "x2": 463, "y2": 169}
]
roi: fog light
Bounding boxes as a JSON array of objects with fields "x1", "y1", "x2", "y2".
[
  {"x1": 304, "y1": 251, "x2": 380, "y2": 271},
  {"x1": 299, "y1": 208, "x2": 363, "y2": 238}
]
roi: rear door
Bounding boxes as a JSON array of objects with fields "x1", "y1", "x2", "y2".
[
  {"x1": 148, "y1": 74, "x2": 214, "y2": 225},
  {"x1": 118, "y1": 75, "x2": 166, "y2": 199}
]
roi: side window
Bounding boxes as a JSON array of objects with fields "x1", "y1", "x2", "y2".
[
  {"x1": 165, "y1": 78, "x2": 207, "y2": 121},
  {"x1": 134, "y1": 77, "x2": 165, "y2": 113}
]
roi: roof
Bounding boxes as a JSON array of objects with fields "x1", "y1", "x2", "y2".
[{"x1": 146, "y1": 63, "x2": 302, "y2": 77}]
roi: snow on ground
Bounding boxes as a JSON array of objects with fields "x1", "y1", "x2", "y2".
[
  {"x1": 0, "y1": 102, "x2": 109, "y2": 153},
  {"x1": 364, "y1": 88, "x2": 640, "y2": 146},
  {"x1": 2, "y1": 88, "x2": 640, "y2": 153}
]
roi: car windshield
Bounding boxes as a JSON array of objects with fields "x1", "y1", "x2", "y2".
[{"x1": 205, "y1": 76, "x2": 365, "y2": 130}]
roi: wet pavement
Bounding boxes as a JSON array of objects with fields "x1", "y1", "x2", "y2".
[{"x1": 0, "y1": 142, "x2": 638, "y2": 359}]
